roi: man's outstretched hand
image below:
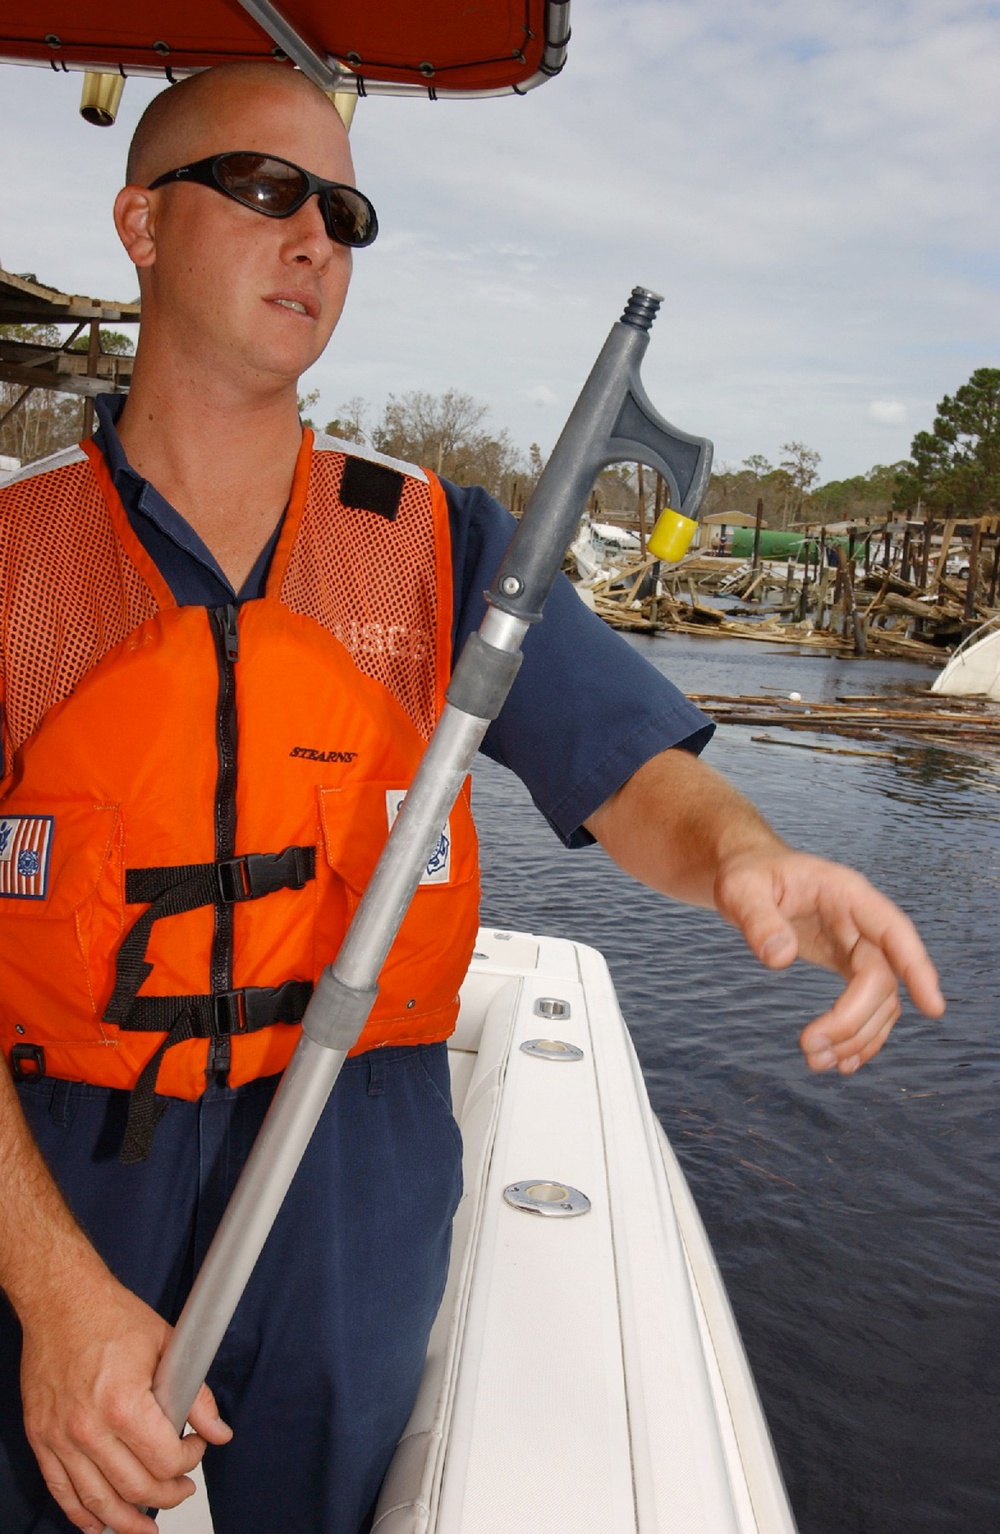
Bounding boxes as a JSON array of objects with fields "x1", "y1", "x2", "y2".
[{"x1": 714, "y1": 847, "x2": 945, "y2": 1073}]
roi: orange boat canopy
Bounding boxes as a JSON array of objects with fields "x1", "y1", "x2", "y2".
[{"x1": 0, "y1": 0, "x2": 570, "y2": 98}]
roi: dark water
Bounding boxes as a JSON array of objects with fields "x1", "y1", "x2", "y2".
[{"x1": 472, "y1": 634, "x2": 999, "y2": 1534}]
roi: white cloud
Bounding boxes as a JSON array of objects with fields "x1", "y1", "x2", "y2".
[
  {"x1": 528, "y1": 385, "x2": 558, "y2": 407},
  {"x1": 868, "y1": 401, "x2": 909, "y2": 426}
]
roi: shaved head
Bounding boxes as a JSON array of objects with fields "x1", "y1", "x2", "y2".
[{"x1": 126, "y1": 62, "x2": 344, "y2": 187}]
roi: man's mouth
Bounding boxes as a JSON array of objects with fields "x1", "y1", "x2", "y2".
[{"x1": 265, "y1": 292, "x2": 315, "y2": 320}]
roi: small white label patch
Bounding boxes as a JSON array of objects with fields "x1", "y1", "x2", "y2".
[
  {"x1": 385, "y1": 791, "x2": 451, "y2": 885},
  {"x1": 0, "y1": 815, "x2": 54, "y2": 899}
]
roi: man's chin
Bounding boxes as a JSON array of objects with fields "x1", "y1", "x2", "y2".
[
  {"x1": 243, "y1": 338, "x2": 336, "y2": 395},
  {"x1": 264, "y1": 324, "x2": 338, "y2": 382}
]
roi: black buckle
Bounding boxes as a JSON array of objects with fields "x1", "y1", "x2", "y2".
[
  {"x1": 210, "y1": 982, "x2": 311, "y2": 1036},
  {"x1": 216, "y1": 846, "x2": 315, "y2": 904},
  {"x1": 217, "y1": 859, "x2": 253, "y2": 903},
  {"x1": 212, "y1": 991, "x2": 248, "y2": 1035},
  {"x1": 11, "y1": 1043, "x2": 46, "y2": 1081}
]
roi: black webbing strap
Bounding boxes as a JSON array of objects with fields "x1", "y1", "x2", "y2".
[
  {"x1": 119, "y1": 979, "x2": 314, "y2": 1036},
  {"x1": 105, "y1": 846, "x2": 315, "y2": 1026},
  {"x1": 120, "y1": 1006, "x2": 196, "y2": 1166},
  {"x1": 125, "y1": 845, "x2": 315, "y2": 906},
  {"x1": 118, "y1": 979, "x2": 313, "y2": 1165},
  {"x1": 107, "y1": 844, "x2": 316, "y2": 1165}
]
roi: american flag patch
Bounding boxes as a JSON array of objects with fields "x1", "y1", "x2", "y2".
[{"x1": 0, "y1": 815, "x2": 54, "y2": 899}]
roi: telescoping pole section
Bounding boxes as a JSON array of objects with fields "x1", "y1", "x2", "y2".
[{"x1": 107, "y1": 287, "x2": 713, "y2": 1525}]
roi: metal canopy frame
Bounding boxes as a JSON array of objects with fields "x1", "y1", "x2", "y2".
[{"x1": 231, "y1": 0, "x2": 570, "y2": 97}]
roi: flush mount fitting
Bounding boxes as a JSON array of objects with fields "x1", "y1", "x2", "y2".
[
  {"x1": 503, "y1": 1181, "x2": 591, "y2": 1217},
  {"x1": 520, "y1": 1039, "x2": 584, "y2": 1061}
]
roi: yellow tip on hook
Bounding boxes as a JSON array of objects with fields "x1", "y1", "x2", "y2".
[{"x1": 647, "y1": 507, "x2": 698, "y2": 563}]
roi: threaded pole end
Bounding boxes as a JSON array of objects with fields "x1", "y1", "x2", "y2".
[{"x1": 620, "y1": 287, "x2": 663, "y2": 331}]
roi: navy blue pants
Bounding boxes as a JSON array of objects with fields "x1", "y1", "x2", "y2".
[{"x1": 0, "y1": 1043, "x2": 463, "y2": 1534}]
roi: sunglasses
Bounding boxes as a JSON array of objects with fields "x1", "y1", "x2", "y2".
[{"x1": 148, "y1": 151, "x2": 378, "y2": 249}]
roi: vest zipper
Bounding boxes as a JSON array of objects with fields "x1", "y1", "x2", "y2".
[{"x1": 208, "y1": 603, "x2": 240, "y2": 1081}]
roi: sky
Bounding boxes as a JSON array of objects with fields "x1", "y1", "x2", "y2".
[{"x1": 1, "y1": 0, "x2": 999, "y2": 484}]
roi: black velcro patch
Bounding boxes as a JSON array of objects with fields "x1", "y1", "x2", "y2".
[{"x1": 340, "y1": 456, "x2": 405, "y2": 521}]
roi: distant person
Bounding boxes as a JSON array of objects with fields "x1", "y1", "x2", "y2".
[{"x1": 0, "y1": 61, "x2": 944, "y2": 1534}]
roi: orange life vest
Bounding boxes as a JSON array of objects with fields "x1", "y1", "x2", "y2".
[{"x1": 0, "y1": 429, "x2": 480, "y2": 1121}]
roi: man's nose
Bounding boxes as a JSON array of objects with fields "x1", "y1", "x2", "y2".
[{"x1": 281, "y1": 195, "x2": 335, "y2": 264}]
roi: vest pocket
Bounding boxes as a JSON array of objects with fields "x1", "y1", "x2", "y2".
[
  {"x1": 316, "y1": 780, "x2": 480, "y2": 1033},
  {"x1": 0, "y1": 802, "x2": 123, "y2": 1045}
]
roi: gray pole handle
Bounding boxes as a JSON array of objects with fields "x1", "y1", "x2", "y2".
[
  {"x1": 104, "y1": 286, "x2": 713, "y2": 1534},
  {"x1": 486, "y1": 286, "x2": 713, "y2": 622}
]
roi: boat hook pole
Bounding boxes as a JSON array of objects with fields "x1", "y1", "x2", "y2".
[{"x1": 106, "y1": 286, "x2": 713, "y2": 1532}]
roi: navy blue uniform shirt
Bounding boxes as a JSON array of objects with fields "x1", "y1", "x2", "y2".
[{"x1": 92, "y1": 394, "x2": 712, "y2": 846}]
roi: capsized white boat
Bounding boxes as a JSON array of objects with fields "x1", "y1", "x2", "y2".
[
  {"x1": 162, "y1": 928, "x2": 796, "y2": 1534},
  {"x1": 931, "y1": 616, "x2": 1000, "y2": 702},
  {"x1": 570, "y1": 519, "x2": 643, "y2": 583}
]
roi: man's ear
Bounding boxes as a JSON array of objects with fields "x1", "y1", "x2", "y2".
[{"x1": 114, "y1": 186, "x2": 157, "y2": 268}]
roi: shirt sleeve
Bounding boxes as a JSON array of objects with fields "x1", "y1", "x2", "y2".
[{"x1": 445, "y1": 479, "x2": 715, "y2": 847}]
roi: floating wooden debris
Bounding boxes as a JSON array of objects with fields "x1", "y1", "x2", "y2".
[
  {"x1": 687, "y1": 690, "x2": 1000, "y2": 756},
  {"x1": 750, "y1": 734, "x2": 900, "y2": 761}
]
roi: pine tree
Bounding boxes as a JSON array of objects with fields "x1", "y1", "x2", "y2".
[{"x1": 895, "y1": 367, "x2": 1000, "y2": 515}]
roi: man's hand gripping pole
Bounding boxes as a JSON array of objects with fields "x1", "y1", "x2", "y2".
[{"x1": 107, "y1": 287, "x2": 713, "y2": 1528}]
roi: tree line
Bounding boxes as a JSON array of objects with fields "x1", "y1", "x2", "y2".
[
  {"x1": 4, "y1": 338, "x2": 998, "y2": 531},
  {"x1": 305, "y1": 388, "x2": 549, "y2": 510},
  {"x1": 706, "y1": 369, "x2": 1000, "y2": 528}
]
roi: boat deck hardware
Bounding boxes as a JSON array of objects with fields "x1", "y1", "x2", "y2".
[
  {"x1": 533, "y1": 996, "x2": 572, "y2": 1019},
  {"x1": 503, "y1": 1180, "x2": 591, "y2": 1217},
  {"x1": 520, "y1": 1038, "x2": 584, "y2": 1061}
]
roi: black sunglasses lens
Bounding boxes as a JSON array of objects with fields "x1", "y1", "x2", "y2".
[
  {"x1": 321, "y1": 187, "x2": 378, "y2": 248},
  {"x1": 210, "y1": 153, "x2": 377, "y2": 247},
  {"x1": 215, "y1": 154, "x2": 308, "y2": 216}
]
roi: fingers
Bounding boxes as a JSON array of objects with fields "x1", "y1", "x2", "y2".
[
  {"x1": 124, "y1": 1388, "x2": 212, "y2": 1481},
  {"x1": 715, "y1": 860, "x2": 800, "y2": 970},
  {"x1": 31, "y1": 1408, "x2": 202, "y2": 1534},
  {"x1": 747, "y1": 917, "x2": 799, "y2": 971},
  {"x1": 185, "y1": 1382, "x2": 233, "y2": 1447},
  {"x1": 34, "y1": 1439, "x2": 163, "y2": 1534},
  {"x1": 857, "y1": 903, "x2": 945, "y2": 1019},
  {"x1": 718, "y1": 851, "x2": 945, "y2": 1077},
  {"x1": 799, "y1": 938, "x2": 903, "y2": 1073},
  {"x1": 802, "y1": 991, "x2": 900, "y2": 1074},
  {"x1": 802, "y1": 870, "x2": 945, "y2": 1020}
]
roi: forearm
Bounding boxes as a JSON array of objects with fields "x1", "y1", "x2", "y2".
[
  {"x1": 0, "y1": 1064, "x2": 109, "y2": 1324},
  {"x1": 584, "y1": 746, "x2": 786, "y2": 909},
  {"x1": 585, "y1": 744, "x2": 944, "y2": 1075}
]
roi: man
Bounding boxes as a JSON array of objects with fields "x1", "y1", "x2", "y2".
[{"x1": 0, "y1": 61, "x2": 943, "y2": 1534}]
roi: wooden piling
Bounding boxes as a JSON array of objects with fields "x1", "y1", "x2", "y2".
[
  {"x1": 751, "y1": 496, "x2": 763, "y2": 574},
  {"x1": 918, "y1": 517, "x2": 933, "y2": 590},
  {"x1": 636, "y1": 462, "x2": 647, "y2": 558},
  {"x1": 900, "y1": 524, "x2": 912, "y2": 584},
  {"x1": 964, "y1": 518, "x2": 982, "y2": 621},
  {"x1": 933, "y1": 516, "x2": 956, "y2": 594}
]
